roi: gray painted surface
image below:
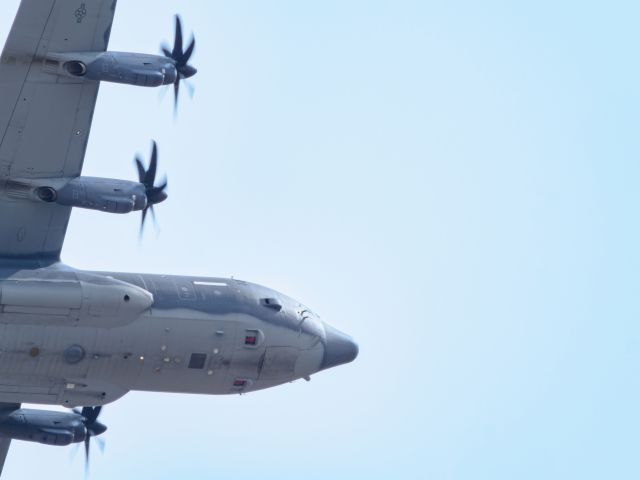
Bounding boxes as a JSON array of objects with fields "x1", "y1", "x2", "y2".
[
  {"x1": 0, "y1": 262, "x2": 358, "y2": 476},
  {"x1": 0, "y1": 265, "x2": 338, "y2": 403},
  {"x1": 0, "y1": 438, "x2": 9, "y2": 477},
  {"x1": 0, "y1": 0, "x2": 117, "y2": 259},
  {"x1": 0, "y1": 0, "x2": 358, "y2": 408},
  {"x1": 0, "y1": 263, "x2": 358, "y2": 405},
  {"x1": 0, "y1": 0, "x2": 358, "y2": 474}
]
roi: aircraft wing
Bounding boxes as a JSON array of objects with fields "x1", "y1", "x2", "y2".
[
  {"x1": 0, "y1": 403, "x2": 20, "y2": 477},
  {"x1": 0, "y1": 0, "x2": 118, "y2": 261},
  {"x1": 0, "y1": 437, "x2": 11, "y2": 477}
]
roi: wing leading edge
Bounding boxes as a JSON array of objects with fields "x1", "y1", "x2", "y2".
[{"x1": 0, "y1": 0, "x2": 118, "y2": 261}]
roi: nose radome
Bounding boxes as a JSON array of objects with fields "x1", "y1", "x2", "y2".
[{"x1": 321, "y1": 323, "x2": 359, "y2": 371}]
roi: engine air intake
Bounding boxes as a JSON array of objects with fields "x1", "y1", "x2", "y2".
[{"x1": 63, "y1": 60, "x2": 87, "y2": 76}]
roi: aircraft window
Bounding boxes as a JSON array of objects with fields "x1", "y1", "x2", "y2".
[
  {"x1": 245, "y1": 330, "x2": 259, "y2": 346},
  {"x1": 174, "y1": 280, "x2": 197, "y2": 301},
  {"x1": 188, "y1": 353, "x2": 207, "y2": 369},
  {"x1": 260, "y1": 298, "x2": 282, "y2": 311},
  {"x1": 193, "y1": 280, "x2": 227, "y2": 287}
]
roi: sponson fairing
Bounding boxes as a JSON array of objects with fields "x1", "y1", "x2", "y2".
[{"x1": 0, "y1": 268, "x2": 152, "y2": 328}]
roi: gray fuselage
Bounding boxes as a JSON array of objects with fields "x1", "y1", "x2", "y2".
[{"x1": 0, "y1": 263, "x2": 358, "y2": 408}]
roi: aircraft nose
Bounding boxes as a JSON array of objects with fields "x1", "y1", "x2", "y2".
[{"x1": 321, "y1": 323, "x2": 359, "y2": 371}]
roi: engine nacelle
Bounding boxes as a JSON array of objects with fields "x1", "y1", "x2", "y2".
[
  {"x1": 44, "y1": 51, "x2": 177, "y2": 87},
  {"x1": 0, "y1": 409, "x2": 86, "y2": 446},
  {"x1": 35, "y1": 177, "x2": 147, "y2": 214}
]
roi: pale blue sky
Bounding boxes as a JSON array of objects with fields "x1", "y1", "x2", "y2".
[{"x1": 1, "y1": 1, "x2": 639, "y2": 479}]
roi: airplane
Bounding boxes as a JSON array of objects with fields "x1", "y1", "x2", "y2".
[{"x1": 0, "y1": 0, "x2": 358, "y2": 475}]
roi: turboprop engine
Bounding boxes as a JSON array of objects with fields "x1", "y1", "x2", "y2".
[
  {"x1": 0, "y1": 408, "x2": 87, "y2": 446},
  {"x1": 36, "y1": 177, "x2": 147, "y2": 214},
  {"x1": 42, "y1": 15, "x2": 197, "y2": 110},
  {"x1": 0, "y1": 407, "x2": 105, "y2": 448},
  {"x1": 45, "y1": 51, "x2": 179, "y2": 88},
  {"x1": 2, "y1": 141, "x2": 168, "y2": 232}
]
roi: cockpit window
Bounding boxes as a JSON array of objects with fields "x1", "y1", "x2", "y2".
[{"x1": 260, "y1": 297, "x2": 282, "y2": 311}]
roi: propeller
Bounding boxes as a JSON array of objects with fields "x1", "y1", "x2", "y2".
[
  {"x1": 161, "y1": 15, "x2": 197, "y2": 111},
  {"x1": 135, "y1": 141, "x2": 168, "y2": 236},
  {"x1": 72, "y1": 406, "x2": 107, "y2": 475}
]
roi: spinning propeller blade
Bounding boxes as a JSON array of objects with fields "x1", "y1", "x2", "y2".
[
  {"x1": 161, "y1": 15, "x2": 197, "y2": 112},
  {"x1": 71, "y1": 406, "x2": 107, "y2": 476},
  {"x1": 135, "y1": 141, "x2": 168, "y2": 236}
]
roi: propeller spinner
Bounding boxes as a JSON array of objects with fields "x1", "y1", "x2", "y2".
[
  {"x1": 161, "y1": 15, "x2": 197, "y2": 111},
  {"x1": 135, "y1": 141, "x2": 168, "y2": 235}
]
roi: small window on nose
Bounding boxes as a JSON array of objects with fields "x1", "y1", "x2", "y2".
[
  {"x1": 260, "y1": 298, "x2": 282, "y2": 311},
  {"x1": 243, "y1": 329, "x2": 262, "y2": 347},
  {"x1": 244, "y1": 330, "x2": 259, "y2": 346}
]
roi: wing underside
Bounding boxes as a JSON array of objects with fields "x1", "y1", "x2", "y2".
[
  {"x1": 0, "y1": 0, "x2": 118, "y2": 260},
  {"x1": 0, "y1": 437, "x2": 10, "y2": 477},
  {"x1": 0, "y1": 403, "x2": 20, "y2": 477}
]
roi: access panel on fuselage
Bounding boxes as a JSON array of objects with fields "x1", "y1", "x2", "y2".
[
  {"x1": 0, "y1": 323, "x2": 98, "y2": 405},
  {"x1": 130, "y1": 275, "x2": 240, "y2": 395}
]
